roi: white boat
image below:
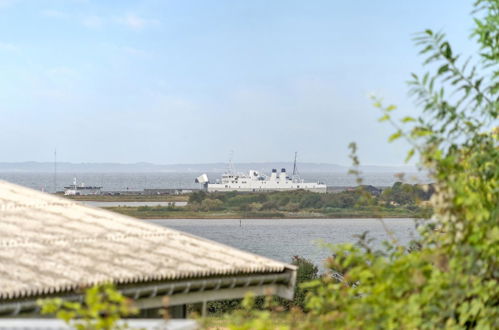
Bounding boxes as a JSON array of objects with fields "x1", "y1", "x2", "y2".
[
  {"x1": 64, "y1": 178, "x2": 102, "y2": 196},
  {"x1": 195, "y1": 155, "x2": 327, "y2": 193}
]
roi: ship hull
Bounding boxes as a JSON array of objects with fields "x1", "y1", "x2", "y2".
[{"x1": 207, "y1": 183, "x2": 326, "y2": 193}]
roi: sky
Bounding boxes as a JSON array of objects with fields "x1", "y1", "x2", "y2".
[{"x1": 0, "y1": 0, "x2": 477, "y2": 165}]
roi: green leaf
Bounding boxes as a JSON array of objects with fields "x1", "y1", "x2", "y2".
[
  {"x1": 490, "y1": 82, "x2": 499, "y2": 94},
  {"x1": 412, "y1": 128, "x2": 432, "y2": 137},
  {"x1": 401, "y1": 116, "x2": 416, "y2": 123},
  {"x1": 420, "y1": 45, "x2": 433, "y2": 54},
  {"x1": 405, "y1": 149, "x2": 415, "y2": 162},
  {"x1": 422, "y1": 72, "x2": 429, "y2": 85},
  {"x1": 438, "y1": 64, "x2": 449, "y2": 74},
  {"x1": 442, "y1": 42, "x2": 453, "y2": 59},
  {"x1": 388, "y1": 130, "x2": 402, "y2": 142},
  {"x1": 474, "y1": 78, "x2": 483, "y2": 89},
  {"x1": 386, "y1": 105, "x2": 397, "y2": 112},
  {"x1": 378, "y1": 114, "x2": 390, "y2": 122}
]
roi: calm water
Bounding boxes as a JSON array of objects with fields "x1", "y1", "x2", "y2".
[
  {"x1": 152, "y1": 218, "x2": 420, "y2": 270},
  {"x1": 0, "y1": 172, "x2": 429, "y2": 193}
]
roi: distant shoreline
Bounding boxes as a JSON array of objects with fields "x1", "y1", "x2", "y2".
[{"x1": 0, "y1": 161, "x2": 419, "y2": 173}]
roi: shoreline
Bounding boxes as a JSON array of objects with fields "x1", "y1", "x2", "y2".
[
  {"x1": 103, "y1": 207, "x2": 427, "y2": 220},
  {"x1": 59, "y1": 194, "x2": 188, "y2": 202},
  {"x1": 143, "y1": 215, "x2": 422, "y2": 220}
]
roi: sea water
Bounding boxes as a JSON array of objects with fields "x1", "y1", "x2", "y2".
[
  {"x1": 152, "y1": 218, "x2": 420, "y2": 271},
  {"x1": 0, "y1": 172, "x2": 429, "y2": 192}
]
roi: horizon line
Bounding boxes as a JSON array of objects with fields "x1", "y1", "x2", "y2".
[{"x1": 0, "y1": 160, "x2": 417, "y2": 168}]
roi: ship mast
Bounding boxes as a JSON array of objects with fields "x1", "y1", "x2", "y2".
[{"x1": 292, "y1": 152, "x2": 298, "y2": 177}]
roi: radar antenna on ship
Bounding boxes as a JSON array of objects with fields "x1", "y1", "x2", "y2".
[{"x1": 228, "y1": 150, "x2": 236, "y2": 174}]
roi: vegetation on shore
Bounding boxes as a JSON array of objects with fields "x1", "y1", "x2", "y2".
[
  {"x1": 105, "y1": 182, "x2": 432, "y2": 219},
  {"x1": 105, "y1": 206, "x2": 426, "y2": 219}
]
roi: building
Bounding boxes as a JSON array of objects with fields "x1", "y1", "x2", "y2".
[{"x1": 0, "y1": 180, "x2": 296, "y2": 318}]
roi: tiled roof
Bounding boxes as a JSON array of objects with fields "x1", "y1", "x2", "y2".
[{"x1": 0, "y1": 180, "x2": 293, "y2": 300}]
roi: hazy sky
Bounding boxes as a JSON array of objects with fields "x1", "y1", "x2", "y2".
[{"x1": 0, "y1": 0, "x2": 476, "y2": 165}]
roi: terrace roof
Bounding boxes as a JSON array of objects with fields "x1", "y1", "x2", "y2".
[{"x1": 0, "y1": 180, "x2": 296, "y2": 315}]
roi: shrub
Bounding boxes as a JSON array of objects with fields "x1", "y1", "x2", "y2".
[
  {"x1": 189, "y1": 191, "x2": 207, "y2": 204},
  {"x1": 260, "y1": 200, "x2": 279, "y2": 211},
  {"x1": 283, "y1": 256, "x2": 319, "y2": 310},
  {"x1": 38, "y1": 284, "x2": 137, "y2": 330},
  {"x1": 298, "y1": 194, "x2": 322, "y2": 209},
  {"x1": 200, "y1": 198, "x2": 224, "y2": 211},
  {"x1": 248, "y1": 202, "x2": 263, "y2": 211}
]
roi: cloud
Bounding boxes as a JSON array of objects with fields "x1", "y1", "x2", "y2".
[
  {"x1": 82, "y1": 15, "x2": 104, "y2": 28},
  {"x1": 116, "y1": 13, "x2": 159, "y2": 30},
  {"x1": 0, "y1": 42, "x2": 17, "y2": 51},
  {"x1": 41, "y1": 9, "x2": 68, "y2": 19}
]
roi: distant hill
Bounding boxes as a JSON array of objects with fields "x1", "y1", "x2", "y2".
[{"x1": 0, "y1": 162, "x2": 418, "y2": 173}]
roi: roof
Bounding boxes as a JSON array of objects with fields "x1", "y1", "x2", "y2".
[{"x1": 0, "y1": 180, "x2": 294, "y2": 302}]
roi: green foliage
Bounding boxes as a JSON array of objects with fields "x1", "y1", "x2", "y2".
[
  {"x1": 202, "y1": 255, "x2": 320, "y2": 316},
  {"x1": 380, "y1": 182, "x2": 433, "y2": 205},
  {"x1": 472, "y1": 0, "x2": 499, "y2": 81},
  {"x1": 225, "y1": 1, "x2": 498, "y2": 328},
  {"x1": 223, "y1": 293, "x2": 295, "y2": 330},
  {"x1": 137, "y1": 203, "x2": 179, "y2": 212},
  {"x1": 38, "y1": 284, "x2": 137, "y2": 330},
  {"x1": 298, "y1": 193, "x2": 322, "y2": 209},
  {"x1": 185, "y1": 188, "x2": 430, "y2": 217},
  {"x1": 189, "y1": 191, "x2": 207, "y2": 204},
  {"x1": 283, "y1": 256, "x2": 319, "y2": 310},
  {"x1": 200, "y1": 198, "x2": 224, "y2": 211}
]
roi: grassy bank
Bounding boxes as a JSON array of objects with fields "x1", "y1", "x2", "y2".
[{"x1": 105, "y1": 205, "x2": 429, "y2": 219}]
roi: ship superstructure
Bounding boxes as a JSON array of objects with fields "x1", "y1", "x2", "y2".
[{"x1": 196, "y1": 155, "x2": 327, "y2": 193}]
